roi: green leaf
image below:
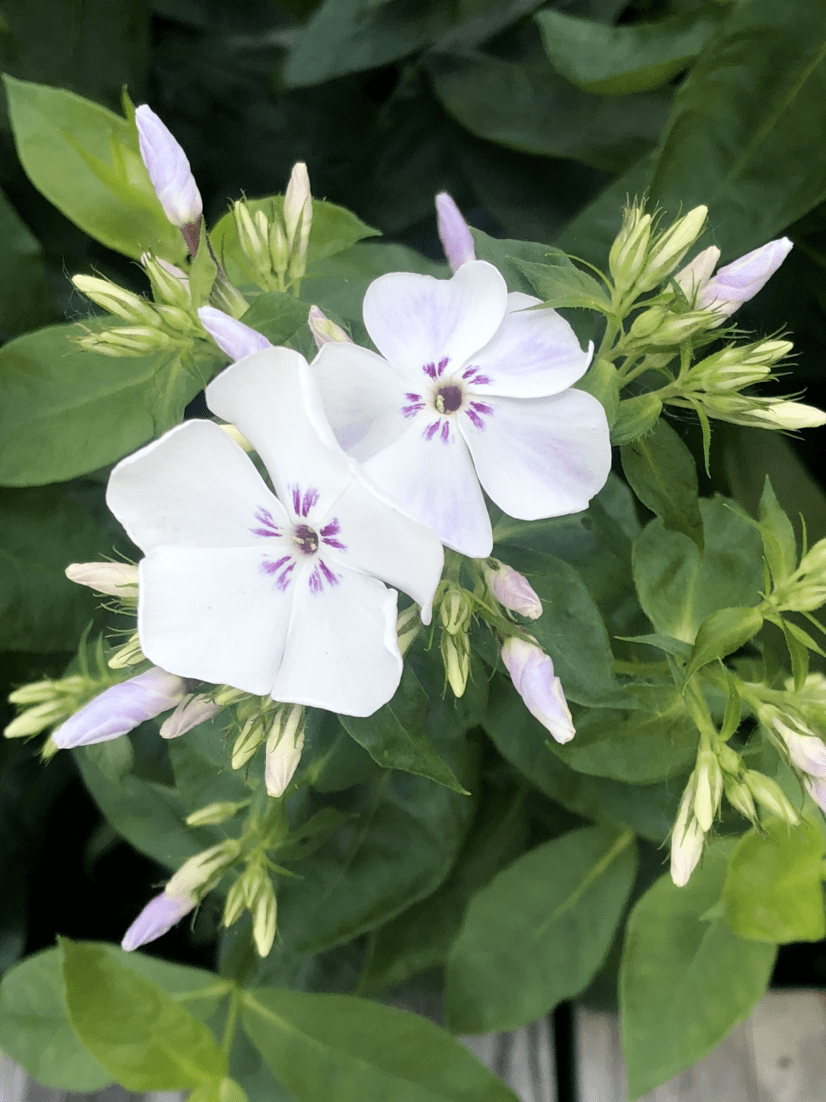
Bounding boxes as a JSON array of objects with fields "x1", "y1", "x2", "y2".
[
  {"x1": 0, "y1": 486, "x2": 103, "y2": 651},
  {"x1": 240, "y1": 292, "x2": 311, "y2": 346},
  {"x1": 723, "y1": 818, "x2": 826, "y2": 943},
  {"x1": 510, "y1": 256, "x2": 612, "y2": 311},
  {"x1": 471, "y1": 229, "x2": 572, "y2": 295},
  {"x1": 621, "y1": 420, "x2": 704, "y2": 549},
  {"x1": 0, "y1": 184, "x2": 55, "y2": 337},
  {"x1": 4, "y1": 76, "x2": 185, "y2": 261},
  {"x1": 684, "y1": 605, "x2": 764, "y2": 681},
  {"x1": 620, "y1": 842, "x2": 776, "y2": 1098},
  {"x1": 446, "y1": 826, "x2": 637, "y2": 1032},
  {"x1": 484, "y1": 677, "x2": 683, "y2": 842},
  {"x1": 648, "y1": 0, "x2": 826, "y2": 258},
  {"x1": 535, "y1": 8, "x2": 719, "y2": 95},
  {"x1": 242, "y1": 987, "x2": 519, "y2": 1102},
  {"x1": 62, "y1": 940, "x2": 226, "y2": 1091},
  {"x1": 189, "y1": 225, "x2": 218, "y2": 308},
  {"x1": 560, "y1": 684, "x2": 698, "y2": 784},
  {"x1": 0, "y1": 323, "x2": 216, "y2": 486},
  {"x1": 341, "y1": 665, "x2": 467, "y2": 793},
  {"x1": 633, "y1": 495, "x2": 764, "y2": 644},
  {"x1": 428, "y1": 52, "x2": 670, "y2": 172},
  {"x1": 758, "y1": 477, "x2": 797, "y2": 587},
  {"x1": 611, "y1": 392, "x2": 663, "y2": 445}
]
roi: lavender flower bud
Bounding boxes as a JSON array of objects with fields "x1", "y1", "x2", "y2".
[
  {"x1": 121, "y1": 890, "x2": 196, "y2": 951},
  {"x1": 483, "y1": 560, "x2": 542, "y2": 619},
  {"x1": 698, "y1": 238, "x2": 793, "y2": 319},
  {"x1": 135, "y1": 105, "x2": 202, "y2": 228},
  {"x1": 501, "y1": 637, "x2": 575, "y2": 744},
  {"x1": 51, "y1": 668, "x2": 187, "y2": 749},
  {"x1": 198, "y1": 306, "x2": 272, "y2": 362},
  {"x1": 435, "y1": 192, "x2": 475, "y2": 273}
]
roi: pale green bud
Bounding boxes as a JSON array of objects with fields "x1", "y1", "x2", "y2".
[
  {"x1": 185, "y1": 800, "x2": 247, "y2": 827},
  {"x1": 166, "y1": 840, "x2": 240, "y2": 898},
  {"x1": 307, "y1": 305, "x2": 352, "y2": 350},
  {"x1": 233, "y1": 201, "x2": 271, "y2": 275},
  {"x1": 724, "y1": 777, "x2": 757, "y2": 822},
  {"x1": 269, "y1": 218, "x2": 289, "y2": 281},
  {"x1": 107, "y1": 632, "x2": 145, "y2": 669},
  {"x1": 231, "y1": 714, "x2": 267, "y2": 769},
  {"x1": 397, "y1": 604, "x2": 422, "y2": 658},
  {"x1": 222, "y1": 878, "x2": 248, "y2": 928},
  {"x1": 608, "y1": 203, "x2": 652, "y2": 291},
  {"x1": 744, "y1": 770, "x2": 800, "y2": 825},
  {"x1": 627, "y1": 307, "x2": 710, "y2": 347},
  {"x1": 741, "y1": 399, "x2": 826, "y2": 431},
  {"x1": 439, "y1": 585, "x2": 473, "y2": 635},
  {"x1": 66, "y1": 561, "x2": 139, "y2": 601},
  {"x1": 5, "y1": 700, "x2": 68, "y2": 739},
  {"x1": 140, "y1": 253, "x2": 192, "y2": 310},
  {"x1": 251, "y1": 875, "x2": 277, "y2": 956},
  {"x1": 670, "y1": 784, "x2": 704, "y2": 887},
  {"x1": 689, "y1": 340, "x2": 791, "y2": 392},
  {"x1": 79, "y1": 326, "x2": 175, "y2": 357},
  {"x1": 212, "y1": 685, "x2": 247, "y2": 708},
  {"x1": 73, "y1": 274, "x2": 159, "y2": 326},
  {"x1": 155, "y1": 303, "x2": 196, "y2": 334},
  {"x1": 284, "y1": 162, "x2": 312, "y2": 281},
  {"x1": 693, "y1": 751, "x2": 723, "y2": 833},
  {"x1": 716, "y1": 742, "x2": 741, "y2": 775},
  {"x1": 265, "y1": 704, "x2": 304, "y2": 797},
  {"x1": 637, "y1": 206, "x2": 708, "y2": 293},
  {"x1": 8, "y1": 675, "x2": 87, "y2": 706},
  {"x1": 441, "y1": 630, "x2": 470, "y2": 699}
]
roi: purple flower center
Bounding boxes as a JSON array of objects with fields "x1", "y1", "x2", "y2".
[
  {"x1": 435, "y1": 385, "x2": 463, "y2": 414},
  {"x1": 293, "y1": 524, "x2": 319, "y2": 555}
]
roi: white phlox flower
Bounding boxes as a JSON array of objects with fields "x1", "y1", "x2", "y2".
[
  {"x1": 311, "y1": 260, "x2": 612, "y2": 557},
  {"x1": 106, "y1": 348, "x2": 444, "y2": 717}
]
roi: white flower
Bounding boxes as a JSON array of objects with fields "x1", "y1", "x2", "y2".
[
  {"x1": 106, "y1": 348, "x2": 444, "y2": 717},
  {"x1": 675, "y1": 238, "x2": 793, "y2": 322},
  {"x1": 435, "y1": 192, "x2": 475, "y2": 273},
  {"x1": 198, "y1": 306, "x2": 272, "y2": 361},
  {"x1": 500, "y1": 637, "x2": 575, "y2": 744},
  {"x1": 311, "y1": 261, "x2": 611, "y2": 557},
  {"x1": 135, "y1": 105, "x2": 202, "y2": 229},
  {"x1": 51, "y1": 668, "x2": 188, "y2": 749}
]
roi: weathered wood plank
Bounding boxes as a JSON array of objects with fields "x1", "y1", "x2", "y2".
[
  {"x1": 460, "y1": 1018, "x2": 557, "y2": 1102},
  {"x1": 751, "y1": 990, "x2": 826, "y2": 1102}
]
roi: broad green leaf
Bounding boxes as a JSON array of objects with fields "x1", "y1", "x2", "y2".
[
  {"x1": 723, "y1": 819, "x2": 826, "y2": 943},
  {"x1": 341, "y1": 665, "x2": 467, "y2": 793},
  {"x1": 620, "y1": 843, "x2": 776, "y2": 1098},
  {"x1": 242, "y1": 987, "x2": 519, "y2": 1102},
  {"x1": 0, "y1": 323, "x2": 217, "y2": 486},
  {"x1": 0, "y1": 486, "x2": 103, "y2": 651},
  {"x1": 210, "y1": 197, "x2": 379, "y2": 289},
  {"x1": 239, "y1": 293, "x2": 311, "y2": 346},
  {"x1": 535, "y1": 8, "x2": 719, "y2": 95},
  {"x1": 621, "y1": 420, "x2": 703, "y2": 549},
  {"x1": 649, "y1": 0, "x2": 826, "y2": 258},
  {"x1": 0, "y1": 184, "x2": 55, "y2": 337},
  {"x1": 446, "y1": 826, "x2": 637, "y2": 1032},
  {"x1": 428, "y1": 53, "x2": 670, "y2": 172},
  {"x1": 471, "y1": 229, "x2": 573, "y2": 295},
  {"x1": 611, "y1": 392, "x2": 663, "y2": 445},
  {"x1": 62, "y1": 940, "x2": 226, "y2": 1091},
  {"x1": 684, "y1": 605, "x2": 764, "y2": 681},
  {"x1": 510, "y1": 256, "x2": 612, "y2": 311},
  {"x1": 4, "y1": 76, "x2": 185, "y2": 261},
  {"x1": 633, "y1": 495, "x2": 763, "y2": 643},
  {"x1": 757, "y1": 477, "x2": 797, "y2": 586}
]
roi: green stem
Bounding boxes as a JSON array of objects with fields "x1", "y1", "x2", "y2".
[{"x1": 222, "y1": 986, "x2": 241, "y2": 1057}]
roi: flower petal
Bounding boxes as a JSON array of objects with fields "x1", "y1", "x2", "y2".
[
  {"x1": 468, "y1": 293, "x2": 594, "y2": 398},
  {"x1": 311, "y1": 341, "x2": 410, "y2": 461},
  {"x1": 323, "y1": 474, "x2": 444, "y2": 623},
  {"x1": 107, "y1": 421, "x2": 286, "y2": 553},
  {"x1": 362, "y1": 260, "x2": 508, "y2": 376},
  {"x1": 461, "y1": 389, "x2": 611, "y2": 519},
  {"x1": 138, "y1": 546, "x2": 295, "y2": 695},
  {"x1": 363, "y1": 422, "x2": 493, "y2": 557},
  {"x1": 206, "y1": 348, "x2": 351, "y2": 518},
  {"x1": 272, "y1": 571, "x2": 402, "y2": 716}
]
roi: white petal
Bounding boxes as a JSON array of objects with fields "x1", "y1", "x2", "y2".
[
  {"x1": 107, "y1": 421, "x2": 286, "y2": 553},
  {"x1": 138, "y1": 546, "x2": 295, "y2": 695},
  {"x1": 468, "y1": 293, "x2": 593, "y2": 398},
  {"x1": 462, "y1": 389, "x2": 611, "y2": 519},
  {"x1": 206, "y1": 348, "x2": 351, "y2": 519},
  {"x1": 362, "y1": 260, "x2": 508, "y2": 376},
  {"x1": 272, "y1": 571, "x2": 402, "y2": 716},
  {"x1": 311, "y1": 341, "x2": 409, "y2": 462},
  {"x1": 323, "y1": 474, "x2": 444, "y2": 623},
  {"x1": 363, "y1": 421, "x2": 493, "y2": 557}
]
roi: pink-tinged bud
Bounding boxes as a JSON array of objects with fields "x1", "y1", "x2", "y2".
[
  {"x1": 121, "y1": 890, "x2": 196, "y2": 951},
  {"x1": 159, "y1": 693, "x2": 222, "y2": 739},
  {"x1": 698, "y1": 238, "x2": 793, "y2": 319},
  {"x1": 135, "y1": 104, "x2": 202, "y2": 228},
  {"x1": 500, "y1": 637, "x2": 575, "y2": 744},
  {"x1": 436, "y1": 192, "x2": 475, "y2": 273},
  {"x1": 65, "y1": 561, "x2": 139, "y2": 600},
  {"x1": 483, "y1": 560, "x2": 542, "y2": 619},
  {"x1": 198, "y1": 306, "x2": 272, "y2": 361},
  {"x1": 805, "y1": 775, "x2": 826, "y2": 815},
  {"x1": 777, "y1": 724, "x2": 826, "y2": 777},
  {"x1": 51, "y1": 668, "x2": 188, "y2": 749},
  {"x1": 307, "y1": 305, "x2": 353, "y2": 349}
]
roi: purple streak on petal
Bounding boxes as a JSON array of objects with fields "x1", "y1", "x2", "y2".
[
  {"x1": 319, "y1": 560, "x2": 339, "y2": 586},
  {"x1": 440, "y1": 421, "x2": 450, "y2": 443},
  {"x1": 275, "y1": 563, "x2": 296, "y2": 591},
  {"x1": 291, "y1": 486, "x2": 301, "y2": 514},
  {"x1": 253, "y1": 506, "x2": 280, "y2": 536},
  {"x1": 301, "y1": 487, "x2": 319, "y2": 517},
  {"x1": 309, "y1": 567, "x2": 322, "y2": 594},
  {"x1": 471, "y1": 401, "x2": 494, "y2": 416},
  {"x1": 320, "y1": 518, "x2": 341, "y2": 538},
  {"x1": 462, "y1": 366, "x2": 492, "y2": 386},
  {"x1": 465, "y1": 409, "x2": 485, "y2": 429},
  {"x1": 405, "y1": 392, "x2": 421, "y2": 401},
  {"x1": 437, "y1": 356, "x2": 450, "y2": 376},
  {"x1": 423, "y1": 362, "x2": 437, "y2": 379},
  {"x1": 262, "y1": 555, "x2": 291, "y2": 575},
  {"x1": 320, "y1": 518, "x2": 346, "y2": 551},
  {"x1": 424, "y1": 421, "x2": 440, "y2": 441},
  {"x1": 52, "y1": 668, "x2": 187, "y2": 749},
  {"x1": 403, "y1": 402, "x2": 425, "y2": 418},
  {"x1": 121, "y1": 890, "x2": 196, "y2": 951}
]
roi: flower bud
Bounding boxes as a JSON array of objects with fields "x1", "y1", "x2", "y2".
[
  {"x1": 269, "y1": 218, "x2": 289, "y2": 281},
  {"x1": 670, "y1": 787, "x2": 704, "y2": 887},
  {"x1": 608, "y1": 203, "x2": 652, "y2": 291},
  {"x1": 233, "y1": 201, "x2": 271, "y2": 276},
  {"x1": 51, "y1": 668, "x2": 188, "y2": 749},
  {"x1": 674, "y1": 245, "x2": 720, "y2": 300},
  {"x1": 141, "y1": 252, "x2": 191, "y2": 309},
  {"x1": 283, "y1": 163, "x2": 312, "y2": 280},
  {"x1": 121, "y1": 890, "x2": 196, "y2": 951},
  {"x1": 637, "y1": 206, "x2": 707, "y2": 292},
  {"x1": 8, "y1": 675, "x2": 87, "y2": 707},
  {"x1": 627, "y1": 306, "x2": 709, "y2": 346},
  {"x1": 435, "y1": 192, "x2": 476, "y2": 273},
  {"x1": 702, "y1": 395, "x2": 826, "y2": 431},
  {"x1": 186, "y1": 800, "x2": 247, "y2": 827},
  {"x1": 439, "y1": 585, "x2": 473, "y2": 635},
  {"x1": 307, "y1": 305, "x2": 352, "y2": 349},
  {"x1": 693, "y1": 750, "x2": 723, "y2": 832},
  {"x1": 251, "y1": 875, "x2": 277, "y2": 956},
  {"x1": 689, "y1": 340, "x2": 791, "y2": 392},
  {"x1": 265, "y1": 704, "x2": 305, "y2": 797},
  {"x1": 744, "y1": 770, "x2": 800, "y2": 824},
  {"x1": 65, "y1": 561, "x2": 139, "y2": 601},
  {"x1": 107, "y1": 632, "x2": 145, "y2": 669},
  {"x1": 396, "y1": 604, "x2": 422, "y2": 657},
  {"x1": 724, "y1": 777, "x2": 757, "y2": 822},
  {"x1": 166, "y1": 840, "x2": 240, "y2": 898},
  {"x1": 774, "y1": 720, "x2": 826, "y2": 777},
  {"x1": 698, "y1": 238, "x2": 793, "y2": 320},
  {"x1": 222, "y1": 878, "x2": 248, "y2": 928},
  {"x1": 804, "y1": 775, "x2": 826, "y2": 815},
  {"x1": 483, "y1": 559, "x2": 542, "y2": 619},
  {"x1": 72, "y1": 275, "x2": 159, "y2": 326},
  {"x1": 197, "y1": 306, "x2": 272, "y2": 362},
  {"x1": 441, "y1": 631, "x2": 471, "y2": 699},
  {"x1": 161, "y1": 693, "x2": 222, "y2": 739},
  {"x1": 500, "y1": 637, "x2": 575, "y2": 744},
  {"x1": 79, "y1": 325, "x2": 175, "y2": 357},
  {"x1": 5, "y1": 700, "x2": 68, "y2": 739},
  {"x1": 135, "y1": 104, "x2": 202, "y2": 228}
]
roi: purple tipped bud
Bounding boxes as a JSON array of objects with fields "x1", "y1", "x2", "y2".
[
  {"x1": 135, "y1": 105, "x2": 202, "y2": 228},
  {"x1": 781, "y1": 726, "x2": 826, "y2": 777},
  {"x1": 159, "y1": 693, "x2": 222, "y2": 739},
  {"x1": 436, "y1": 192, "x2": 475, "y2": 273},
  {"x1": 698, "y1": 238, "x2": 793, "y2": 319},
  {"x1": 198, "y1": 306, "x2": 272, "y2": 362},
  {"x1": 121, "y1": 890, "x2": 196, "y2": 951},
  {"x1": 483, "y1": 560, "x2": 542, "y2": 619},
  {"x1": 307, "y1": 305, "x2": 353, "y2": 350},
  {"x1": 501, "y1": 637, "x2": 575, "y2": 744},
  {"x1": 51, "y1": 668, "x2": 187, "y2": 749}
]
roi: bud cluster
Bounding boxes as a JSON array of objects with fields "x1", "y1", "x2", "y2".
[
  {"x1": 438, "y1": 581, "x2": 474, "y2": 698},
  {"x1": 233, "y1": 163, "x2": 313, "y2": 292},
  {"x1": 73, "y1": 272, "x2": 200, "y2": 358},
  {"x1": 766, "y1": 537, "x2": 826, "y2": 613},
  {"x1": 5, "y1": 673, "x2": 102, "y2": 741},
  {"x1": 230, "y1": 698, "x2": 305, "y2": 796},
  {"x1": 609, "y1": 202, "x2": 707, "y2": 304},
  {"x1": 222, "y1": 858, "x2": 278, "y2": 956}
]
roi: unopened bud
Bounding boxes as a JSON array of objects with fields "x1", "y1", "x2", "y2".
[
  {"x1": 627, "y1": 306, "x2": 709, "y2": 346},
  {"x1": 121, "y1": 890, "x2": 196, "y2": 952},
  {"x1": 637, "y1": 205, "x2": 707, "y2": 292},
  {"x1": 724, "y1": 777, "x2": 758, "y2": 822},
  {"x1": 160, "y1": 693, "x2": 222, "y2": 739},
  {"x1": 442, "y1": 630, "x2": 471, "y2": 699},
  {"x1": 689, "y1": 340, "x2": 791, "y2": 392},
  {"x1": 439, "y1": 585, "x2": 473, "y2": 635},
  {"x1": 80, "y1": 325, "x2": 175, "y2": 357},
  {"x1": 284, "y1": 163, "x2": 312, "y2": 280},
  {"x1": 135, "y1": 105, "x2": 202, "y2": 228},
  {"x1": 141, "y1": 252, "x2": 191, "y2": 309},
  {"x1": 482, "y1": 559, "x2": 542, "y2": 619},
  {"x1": 186, "y1": 800, "x2": 247, "y2": 827},
  {"x1": 674, "y1": 245, "x2": 720, "y2": 300},
  {"x1": 265, "y1": 704, "x2": 305, "y2": 797},
  {"x1": 609, "y1": 203, "x2": 652, "y2": 291},
  {"x1": 222, "y1": 878, "x2": 248, "y2": 928},
  {"x1": 72, "y1": 275, "x2": 159, "y2": 326},
  {"x1": 697, "y1": 238, "x2": 793, "y2": 321},
  {"x1": 739, "y1": 400, "x2": 826, "y2": 431},
  {"x1": 198, "y1": 306, "x2": 272, "y2": 362},
  {"x1": 251, "y1": 875, "x2": 277, "y2": 956},
  {"x1": 744, "y1": 770, "x2": 800, "y2": 824},
  {"x1": 670, "y1": 785, "x2": 704, "y2": 887},
  {"x1": 233, "y1": 201, "x2": 271, "y2": 275},
  {"x1": 51, "y1": 668, "x2": 187, "y2": 749},
  {"x1": 166, "y1": 840, "x2": 240, "y2": 898},
  {"x1": 5, "y1": 700, "x2": 68, "y2": 739},
  {"x1": 232, "y1": 714, "x2": 267, "y2": 769},
  {"x1": 269, "y1": 218, "x2": 289, "y2": 281},
  {"x1": 396, "y1": 604, "x2": 422, "y2": 657},
  {"x1": 435, "y1": 192, "x2": 476, "y2": 273},
  {"x1": 307, "y1": 305, "x2": 352, "y2": 349},
  {"x1": 66, "y1": 561, "x2": 139, "y2": 601},
  {"x1": 693, "y1": 751, "x2": 723, "y2": 832},
  {"x1": 8, "y1": 676, "x2": 87, "y2": 707},
  {"x1": 500, "y1": 636, "x2": 575, "y2": 744},
  {"x1": 107, "y1": 632, "x2": 145, "y2": 669}
]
